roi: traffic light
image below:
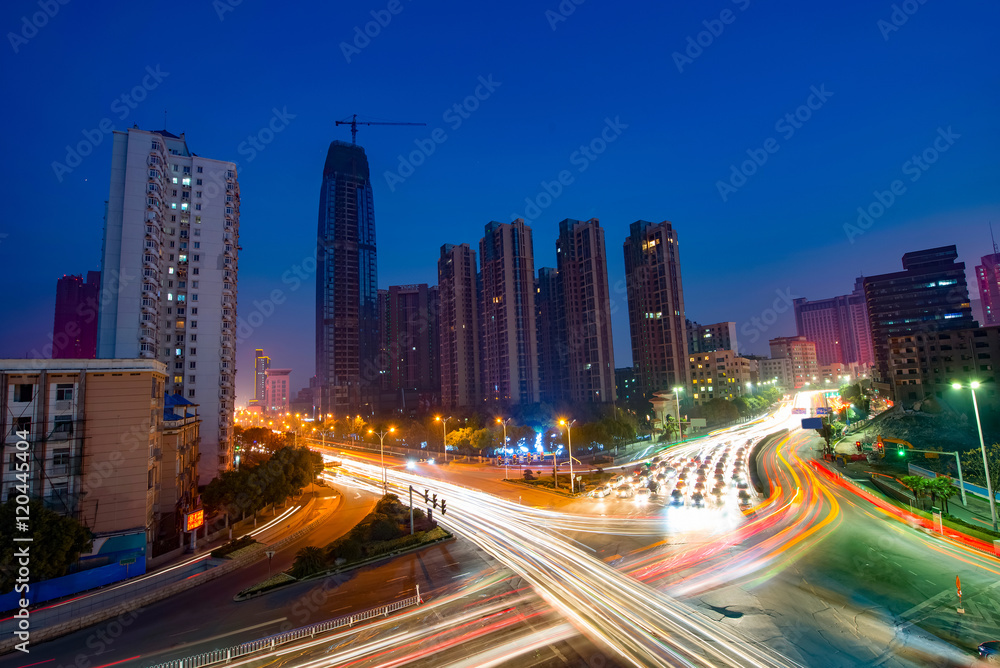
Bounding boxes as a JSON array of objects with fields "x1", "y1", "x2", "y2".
[
  {"x1": 424, "y1": 489, "x2": 430, "y2": 503},
  {"x1": 432, "y1": 493, "x2": 438, "y2": 508},
  {"x1": 897, "y1": 447, "x2": 906, "y2": 457},
  {"x1": 496, "y1": 456, "x2": 503, "y2": 466},
  {"x1": 441, "y1": 500, "x2": 447, "y2": 515},
  {"x1": 855, "y1": 441, "x2": 862, "y2": 452}
]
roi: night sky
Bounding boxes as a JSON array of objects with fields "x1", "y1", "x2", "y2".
[{"x1": 2, "y1": 0, "x2": 998, "y2": 406}]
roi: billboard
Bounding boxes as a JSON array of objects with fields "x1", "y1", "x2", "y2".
[
  {"x1": 801, "y1": 418, "x2": 823, "y2": 430},
  {"x1": 184, "y1": 509, "x2": 205, "y2": 532}
]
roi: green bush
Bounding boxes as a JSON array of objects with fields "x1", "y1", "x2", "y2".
[
  {"x1": 211, "y1": 535, "x2": 257, "y2": 559},
  {"x1": 290, "y1": 546, "x2": 329, "y2": 578}
]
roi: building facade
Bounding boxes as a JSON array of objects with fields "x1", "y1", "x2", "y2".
[
  {"x1": 686, "y1": 320, "x2": 738, "y2": 355},
  {"x1": 615, "y1": 367, "x2": 639, "y2": 406},
  {"x1": 863, "y1": 246, "x2": 976, "y2": 384},
  {"x1": 53, "y1": 271, "x2": 100, "y2": 359},
  {"x1": 792, "y1": 283, "x2": 874, "y2": 368},
  {"x1": 688, "y1": 349, "x2": 754, "y2": 405},
  {"x1": 160, "y1": 394, "x2": 200, "y2": 543},
  {"x1": 265, "y1": 368, "x2": 291, "y2": 416},
  {"x1": 479, "y1": 220, "x2": 540, "y2": 405},
  {"x1": 316, "y1": 141, "x2": 379, "y2": 417},
  {"x1": 759, "y1": 357, "x2": 794, "y2": 390},
  {"x1": 253, "y1": 349, "x2": 270, "y2": 407},
  {"x1": 377, "y1": 284, "x2": 440, "y2": 411},
  {"x1": 438, "y1": 243, "x2": 481, "y2": 409},
  {"x1": 976, "y1": 253, "x2": 1000, "y2": 326},
  {"x1": 768, "y1": 336, "x2": 819, "y2": 389},
  {"x1": 97, "y1": 127, "x2": 238, "y2": 485},
  {"x1": 624, "y1": 220, "x2": 688, "y2": 398},
  {"x1": 1, "y1": 359, "x2": 167, "y2": 548},
  {"x1": 556, "y1": 218, "x2": 616, "y2": 404},
  {"x1": 887, "y1": 326, "x2": 1000, "y2": 405},
  {"x1": 535, "y1": 267, "x2": 567, "y2": 405}
]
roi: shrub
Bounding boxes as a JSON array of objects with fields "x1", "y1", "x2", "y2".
[
  {"x1": 211, "y1": 535, "x2": 257, "y2": 559},
  {"x1": 290, "y1": 546, "x2": 328, "y2": 578}
]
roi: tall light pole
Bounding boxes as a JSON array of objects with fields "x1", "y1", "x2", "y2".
[
  {"x1": 497, "y1": 417, "x2": 512, "y2": 480},
  {"x1": 953, "y1": 381, "x2": 997, "y2": 530},
  {"x1": 559, "y1": 419, "x2": 576, "y2": 493},
  {"x1": 672, "y1": 386, "x2": 684, "y2": 441},
  {"x1": 435, "y1": 416, "x2": 452, "y2": 462},
  {"x1": 369, "y1": 427, "x2": 395, "y2": 493}
]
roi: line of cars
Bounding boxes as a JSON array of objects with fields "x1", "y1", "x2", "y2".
[{"x1": 589, "y1": 441, "x2": 756, "y2": 510}]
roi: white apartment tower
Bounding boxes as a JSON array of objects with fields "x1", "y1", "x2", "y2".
[{"x1": 98, "y1": 127, "x2": 239, "y2": 485}]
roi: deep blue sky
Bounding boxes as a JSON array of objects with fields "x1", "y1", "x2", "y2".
[{"x1": 2, "y1": 0, "x2": 998, "y2": 406}]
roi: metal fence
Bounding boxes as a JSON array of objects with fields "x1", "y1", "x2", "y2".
[{"x1": 146, "y1": 588, "x2": 421, "y2": 668}]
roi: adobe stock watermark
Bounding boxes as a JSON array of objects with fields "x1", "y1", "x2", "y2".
[
  {"x1": 716, "y1": 84, "x2": 833, "y2": 202},
  {"x1": 213, "y1": 0, "x2": 242, "y2": 21},
  {"x1": 842, "y1": 126, "x2": 959, "y2": 243},
  {"x1": 51, "y1": 65, "x2": 170, "y2": 183},
  {"x1": 511, "y1": 116, "x2": 628, "y2": 224},
  {"x1": 235, "y1": 251, "x2": 317, "y2": 344},
  {"x1": 672, "y1": 0, "x2": 751, "y2": 73},
  {"x1": 877, "y1": 0, "x2": 929, "y2": 41},
  {"x1": 7, "y1": 0, "x2": 70, "y2": 54},
  {"x1": 236, "y1": 107, "x2": 296, "y2": 165},
  {"x1": 545, "y1": 0, "x2": 585, "y2": 31},
  {"x1": 740, "y1": 288, "x2": 798, "y2": 344},
  {"x1": 384, "y1": 75, "x2": 501, "y2": 192},
  {"x1": 340, "y1": 0, "x2": 410, "y2": 63}
]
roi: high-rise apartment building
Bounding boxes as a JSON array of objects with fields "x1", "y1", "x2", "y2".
[
  {"x1": 316, "y1": 141, "x2": 378, "y2": 417},
  {"x1": 379, "y1": 284, "x2": 440, "y2": 401},
  {"x1": 863, "y1": 246, "x2": 975, "y2": 383},
  {"x1": 976, "y1": 253, "x2": 1000, "y2": 326},
  {"x1": 623, "y1": 220, "x2": 688, "y2": 398},
  {"x1": 535, "y1": 267, "x2": 567, "y2": 405},
  {"x1": 556, "y1": 218, "x2": 616, "y2": 404},
  {"x1": 53, "y1": 271, "x2": 100, "y2": 359},
  {"x1": 97, "y1": 128, "x2": 238, "y2": 485},
  {"x1": 769, "y1": 336, "x2": 819, "y2": 389},
  {"x1": 265, "y1": 368, "x2": 291, "y2": 415},
  {"x1": 793, "y1": 281, "x2": 874, "y2": 368},
  {"x1": 686, "y1": 320, "x2": 738, "y2": 355},
  {"x1": 252, "y1": 349, "x2": 270, "y2": 407},
  {"x1": 479, "y1": 220, "x2": 540, "y2": 405},
  {"x1": 438, "y1": 244, "x2": 481, "y2": 409}
]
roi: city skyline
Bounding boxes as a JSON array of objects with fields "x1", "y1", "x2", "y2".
[{"x1": 2, "y1": 1, "x2": 998, "y2": 407}]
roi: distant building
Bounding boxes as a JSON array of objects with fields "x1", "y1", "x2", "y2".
[
  {"x1": 624, "y1": 220, "x2": 688, "y2": 399},
  {"x1": 264, "y1": 369, "x2": 291, "y2": 416},
  {"x1": 863, "y1": 245, "x2": 975, "y2": 385},
  {"x1": 792, "y1": 280, "x2": 874, "y2": 368},
  {"x1": 378, "y1": 284, "x2": 440, "y2": 412},
  {"x1": 769, "y1": 336, "x2": 819, "y2": 389},
  {"x1": 887, "y1": 326, "x2": 1000, "y2": 405},
  {"x1": 96, "y1": 127, "x2": 239, "y2": 484},
  {"x1": 479, "y1": 220, "x2": 540, "y2": 405},
  {"x1": 438, "y1": 243, "x2": 482, "y2": 409},
  {"x1": 535, "y1": 267, "x2": 567, "y2": 405},
  {"x1": 556, "y1": 218, "x2": 616, "y2": 404},
  {"x1": 688, "y1": 349, "x2": 754, "y2": 405},
  {"x1": 0, "y1": 359, "x2": 167, "y2": 550},
  {"x1": 316, "y1": 141, "x2": 379, "y2": 416},
  {"x1": 53, "y1": 271, "x2": 100, "y2": 359},
  {"x1": 253, "y1": 349, "x2": 270, "y2": 406},
  {"x1": 615, "y1": 367, "x2": 638, "y2": 406},
  {"x1": 759, "y1": 357, "x2": 794, "y2": 390},
  {"x1": 686, "y1": 320, "x2": 738, "y2": 355},
  {"x1": 289, "y1": 386, "x2": 316, "y2": 418},
  {"x1": 975, "y1": 253, "x2": 1000, "y2": 326}
]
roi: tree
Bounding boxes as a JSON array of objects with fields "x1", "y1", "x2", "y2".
[
  {"x1": 900, "y1": 475, "x2": 930, "y2": 506},
  {"x1": 961, "y1": 443, "x2": 1000, "y2": 491},
  {"x1": 290, "y1": 546, "x2": 328, "y2": 578},
  {"x1": 703, "y1": 398, "x2": 739, "y2": 425},
  {"x1": 661, "y1": 415, "x2": 680, "y2": 442},
  {"x1": 0, "y1": 500, "x2": 93, "y2": 592},
  {"x1": 925, "y1": 476, "x2": 957, "y2": 513}
]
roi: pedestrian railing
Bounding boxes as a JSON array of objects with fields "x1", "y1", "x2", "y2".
[{"x1": 146, "y1": 587, "x2": 421, "y2": 668}]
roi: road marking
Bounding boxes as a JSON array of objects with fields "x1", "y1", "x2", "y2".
[
  {"x1": 452, "y1": 572, "x2": 471, "y2": 579},
  {"x1": 387, "y1": 576, "x2": 406, "y2": 582}
]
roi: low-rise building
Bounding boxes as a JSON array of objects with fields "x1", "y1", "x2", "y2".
[
  {"x1": 688, "y1": 350, "x2": 754, "y2": 405},
  {"x1": 160, "y1": 394, "x2": 200, "y2": 544},
  {"x1": 759, "y1": 357, "x2": 794, "y2": 390},
  {"x1": 1, "y1": 359, "x2": 166, "y2": 551}
]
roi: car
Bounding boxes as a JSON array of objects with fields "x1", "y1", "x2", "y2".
[
  {"x1": 655, "y1": 472, "x2": 667, "y2": 482},
  {"x1": 635, "y1": 486, "x2": 652, "y2": 500},
  {"x1": 696, "y1": 474, "x2": 707, "y2": 483},
  {"x1": 978, "y1": 641, "x2": 1000, "y2": 662},
  {"x1": 690, "y1": 492, "x2": 705, "y2": 507},
  {"x1": 714, "y1": 473, "x2": 726, "y2": 482},
  {"x1": 669, "y1": 489, "x2": 685, "y2": 505},
  {"x1": 736, "y1": 481, "x2": 749, "y2": 490},
  {"x1": 651, "y1": 456, "x2": 661, "y2": 465},
  {"x1": 677, "y1": 471, "x2": 688, "y2": 481},
  {"x1": 616, "y1": 484, "x2": 634, "y2": 498},
  {"x1": 693, "y1": 482, "x2": 706, "y2": 492},
  {"x1": 612, "y1": 475, "x2": 625, "y2": 485},
  {"x1": 737, "y1": 489, "x2": 752, "y2": 502},
  {"x1": 591, "y1": 484, "x2": 612, "y2": 498}
]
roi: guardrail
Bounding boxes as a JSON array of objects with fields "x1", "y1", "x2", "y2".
[{"x1": 146, "y1": 588, "x2": 422, "y2": 668}]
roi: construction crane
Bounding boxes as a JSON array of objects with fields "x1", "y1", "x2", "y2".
[{"x1": 335, "y1": 114, "x2": 426, "y2": 144}]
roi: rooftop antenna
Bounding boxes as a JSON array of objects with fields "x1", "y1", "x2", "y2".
[{"x1": 991, "y1": 221, "x2": 998, "y2": 255}]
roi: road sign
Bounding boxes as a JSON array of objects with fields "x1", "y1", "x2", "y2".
[
  {"x1": 815, "y1": 407, "x2": 830, "y2": 415},
  {"x1": 119, "y1": 556, "x2": 136, "y2": 566},
  {"x1": 265, "y1": 550, "x2": 276, "y2": 559},
  {"x1": 792, "y1": 408, "x2": 806, "y2": 415},
  {"x1": 801, "y1": 417, "x2": 823, "y2": 430}
]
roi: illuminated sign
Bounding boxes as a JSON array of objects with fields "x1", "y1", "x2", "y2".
[{"x1": 184, "y1": 509, "x2": 204, "y2": 532}]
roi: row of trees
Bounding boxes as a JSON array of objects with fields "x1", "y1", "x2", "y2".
[
  {"x1": 900, "y1": 475, "x2": 958, "y2": 513},
  {"x1": 0, "y1": 500, "x2": 92, "y2": 593},
  {"x1": 203, "y1": 446, "x2": 322, "y2": 520}
]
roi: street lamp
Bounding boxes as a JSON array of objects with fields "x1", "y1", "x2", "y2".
[
  {"x1": 559, "y1": 419, "x2": 576, "y2": 493},
  {"x1": 369, "y1": 427, "x2": 395, "y2": 493},
  {"x1": 435, "y1": 416, "x2": 452, "y2": 462},
  {"x1": 497, "y1": 417, "x2": 512, "y2": 480},
  {"x1": 672, "y1": 386, "x2": 684, "y2": 441},
  {"x1": 952, "y1": 381, "x2": 997, "y2": 530}
]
